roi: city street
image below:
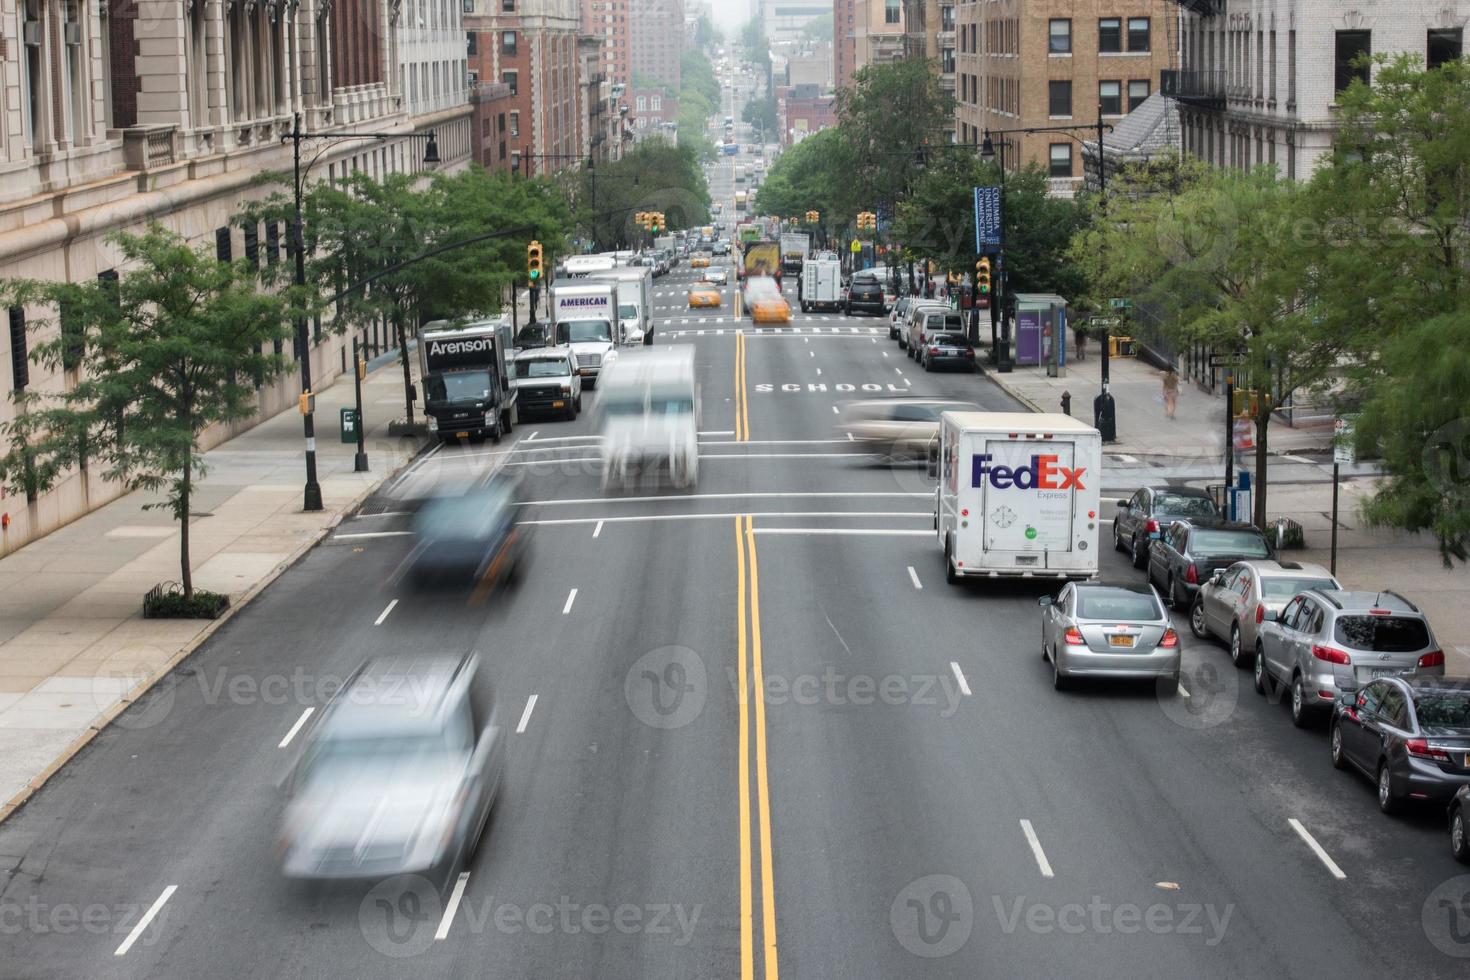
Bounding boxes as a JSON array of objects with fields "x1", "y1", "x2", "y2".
[{"x1": 0, "y1": 227, "x2": 1467, "y2": 978}]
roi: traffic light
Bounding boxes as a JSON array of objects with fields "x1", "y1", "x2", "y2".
[
  {"x1": 856, "y1": 211, "x2": 876, "y2": 232},
  {"x1": 975, "y1": 257, "x2": 991, "y2": 295},
  {"x1": 634, "y1": 211, "x2": 648, "y2": 229},
  {"x1": 806, "y1": 210, "x2": 819, "y2": 223},
  {"x1": 527, "y1": 240, "x2": 543, "y2": 282}
]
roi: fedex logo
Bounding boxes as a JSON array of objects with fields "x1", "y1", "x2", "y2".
[{"x1": 972, "y1": 453, "x2": 1086, "y2": 491}]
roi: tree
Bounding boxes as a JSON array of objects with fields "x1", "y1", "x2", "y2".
[
  {"x1": 0, "y1": 226, "x2": 300, "y2": 604},
  {"x1": 742, "y1": 94, "x2": 777, "y2": 140},
  {"x1": 572, "y1": 141, "x2": 711, "y2": 250},
  {"x1": 1303, "y1": 55, "x2": 1470, "y2": 562},
  {"x1": 752, "y1": 128, "x2": 853, "y2": 241},
  {"x1": 835, "y1": 59, "x2": 955, "y2": 219}
]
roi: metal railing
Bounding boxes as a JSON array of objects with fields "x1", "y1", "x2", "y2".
[{"x1": 1160, "y1": 69, "x2": 1227, "y2": 109}]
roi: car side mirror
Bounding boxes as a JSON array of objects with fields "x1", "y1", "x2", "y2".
[
  {"x1": 1038, "y1": 596, "x2": 1054, "y2": 607},
  {"x1": 1116, "y1": 498, "x2": 1130, "y2": 508},
  {"x1": 1211, "y1": 571, "x2": 1225, "y2": 585}
]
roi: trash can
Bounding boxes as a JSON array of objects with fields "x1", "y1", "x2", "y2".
[{"x1": 340, "y1": 407, "x2": 358, "y2": 443}]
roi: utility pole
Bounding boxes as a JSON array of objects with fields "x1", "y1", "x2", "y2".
[{"x1": 289, "y1": 114, "x2": 323, "y2": 512}]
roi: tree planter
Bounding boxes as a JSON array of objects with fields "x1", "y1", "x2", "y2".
[{"x1": 143, "y1": 582, "x2": 230, "y2": 620}]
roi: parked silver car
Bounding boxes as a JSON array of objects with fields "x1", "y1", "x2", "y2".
[
  {"x1": 1255, "y1": 589, "x2": 1445, "y2": 728},
  {"x1": 1189, "y1": 560, "x2": 1341, "y2": 668},
  {"x1": 1040, "y1": 582, "x2": 1181, "y2": 693},
  {"x1": 278, "y1": 653, "x2": 504, "y2": 883}
]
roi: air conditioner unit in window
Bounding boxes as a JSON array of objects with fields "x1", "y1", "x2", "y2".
[
  {"x1": 23, "y1": 21, "x2": 41, "y2": 46},
  {"x1": 64, "y1": 22, "x2": 82, "y2": 45}
]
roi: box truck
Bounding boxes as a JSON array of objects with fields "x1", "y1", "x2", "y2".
[
  {"x1": 779, "y1": 232, "x2": 810, "y2": 275},
  {"x1": 419, "y1": 317, "x2": 518, "y2": 443},
  {"x1": 550, "y1": 282, "x2": 619, "y2": 388},
  {"x1": 597, "y1": 347, "x2": 700, "y2": 490},
  {"x1": 589, "y1": 265, "x2": 655, "y2": 345},
  {"x1": 799, "y1": 255, "x2": 843, "y2": 312},
  {"x1": 934, "y1": 412, "x2": 1102, "y2": 583}
]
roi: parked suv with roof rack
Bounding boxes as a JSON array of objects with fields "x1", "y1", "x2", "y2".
[{"x1": 1254, "y1": 589, "x2": 1444, "y2": 728}]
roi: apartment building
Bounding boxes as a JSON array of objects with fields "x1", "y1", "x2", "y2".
[
  {"x1": 1168, "y1": 0, "x2": 1468, "y2": 180},
  {"x1": 467, "y1": 0, "x2": 583, "y2": 175},
  {"x1": 758, "y1": 0, "x2": 831, "y2": 43},
  {"x1": 400, "y1": 0, "x2": 472, "y2": 116},
  {"x1": 0, "y1": 0, "x2": 473, "y2": 553},
  {"x1": 582, "y1": 0, "x2": 632, "y2": 86},
  {"x1": 955, "y1": 0, "x2": 1175, "y2": 190},
  {"x1": 579, "y1": 34, "x2": 624, "y2": 166},
  {"x1": 839, "y1": 0, "x2": 906, "y2": 89},
  {"x1": 631, "y1": 0, "x2": 684, "y2": 90}
]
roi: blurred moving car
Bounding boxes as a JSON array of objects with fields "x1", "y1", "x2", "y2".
[
  {"x1": 745, "y1": 276, "x2": 791, "y2": 324},
  {"x1": 688, "y1": 283, "x2": 723, "y2": 308},
  {"x1": 1256, "y1": 589, "x2": 1445, "y2": 727},
  {"x1": 1040, "y1": 583, "x2": 1181, "y2": 692},
  {"x1": 1330, "y1": 677, "x2": 1470, "y2": 813},
  {"x1": 690, "y1": 255, "x2": 711, "y2": 269},
  {"x1": 279, "y1": 652, "x2": 504, "y2": 883},
  {"x1": 1189, "y1": 559, "x2": 1341, "y2": 667},
  {"x1": 511, "y1": 347, "x2": 581, "y2": 421},
  {"x1": 837, "y1": 398, "x2": 979, "y2": 460},
  {"x1": 917, "y1": 331, "x2": 977, "y2": 372},
  {"x1": 704, "y1": 267, "x2": 729, "y2": 286},
  {"x1": 1113, "y1": 486, "x2": 1221, "y2": 568},
  {"x1": 845, "y1": 271, "x2": 886, "y2": 316},
  {"x1": 599, "y1": 347, "x2": 700, "y2": 490},
  {"x1": 1146, "y1": 519, "x2": 1274, "y2": 610},
  {"x1": 405, "y1": 476, "x2": 525, "y2": 590}
]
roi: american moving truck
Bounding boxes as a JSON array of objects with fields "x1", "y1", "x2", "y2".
[
  {"x1": 550, "y1": 282, "x2": 618, "y2": 387},
  {"x1": 934, "y1": 412, "x2": 1102, "y2": 583},
  {"x1": 419, "y1": 318, "x2": 518, "y2": 444}
]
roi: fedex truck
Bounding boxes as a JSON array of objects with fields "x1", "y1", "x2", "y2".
[{"x1": 934, "y1": 412, "x2": 1102, "y2": 583}]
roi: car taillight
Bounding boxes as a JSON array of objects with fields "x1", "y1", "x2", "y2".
[
  {"x1": 1406, "y1": 738, "x2": 1451, "y2": 762},
  {"x1": 1255, "y1": 605, "x2": 1265, "y2": 625},
  {"x1": 1185, "y1": 565, "x2": 1198, "y2": 585},
  {"x1": 1145, "y1": 519, "x2": 1160, "y2": 534},
  {"x1": 929, "y1": 346, "x2": 940, "y2": 354},
  {"x1": 1418, "y1": 650, "x2": 1445, "y2": 668},
  {"x1": 1160, "y1": 628, "x2": 1179, "y2": 648},
  {"x1": 1063, "y1": 628, "x2": 1086, "y2": 646},
  {"x1": 1311, "y1": 644, "x2": 1352, "y2": 665}
]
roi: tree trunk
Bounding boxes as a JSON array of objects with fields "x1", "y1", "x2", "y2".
[
  {"x1": 180, "y1": 451, "x2": 193, "y2": 601},
  {"x1": 1254, "y1": 402, "x2": 1270, "y2": 531},
  {"x1": 395, "y1": 313, "x2": 415, "y2": 425}
]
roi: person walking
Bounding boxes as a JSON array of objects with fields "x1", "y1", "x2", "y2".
[
  {"x1": 1162, "y1": 367, "x2": 1180, "y2": 420},
  {"x1": 1074, "y1": 323, "x2": 1087, "y2": 361}
]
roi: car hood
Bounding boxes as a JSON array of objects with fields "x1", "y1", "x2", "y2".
[{"x1": 285, "y1": 757, "x2": 466, "y2": 861}]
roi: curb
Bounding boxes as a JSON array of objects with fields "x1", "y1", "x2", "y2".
[
  {"x1": 985, "y1": 369, "x2": 1046, "y2": 414},
  {"x1": 0, "y1": 437, "x2": 429, "y2": 827}
]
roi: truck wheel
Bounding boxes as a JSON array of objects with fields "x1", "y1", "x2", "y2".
[
  {"x1": 944, "y1": 537, "x2": 959, "y2": 585},
  {"x1": 490, "y1": 420, "x2": 502, "y2": 444}
]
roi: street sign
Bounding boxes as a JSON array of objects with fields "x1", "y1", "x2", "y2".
[
  {"x1": 1108, "y1": 297, "x2": 1132, "y2": 309},
  {"x1": 973, "y1": 186, "x2": 1002, "y2": 253},
  {"x1": 849, "y1": 239, "x2": 861, "y2": 254},
  {"x1": 1333, "y1": 417, "x2": 1356, "y2": 466},
  {"x1": 1090, "y1": 316, "x2": 1122, "y2": 329},
  {"x1": 1207, "y1": 350, "x2": 1248, "y2": 369}
]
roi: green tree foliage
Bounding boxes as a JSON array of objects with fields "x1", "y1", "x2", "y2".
[
  {"x1": 742, "y1": 93, "x2": 778, "y2": 140},
  {"x1": 1304, "y1": 55, "x2": 1470, "y2": 561},
  {"x1": 573, "y1": 141, "x2": 711, "y2": 250},
  {"x1": 752, "y1": 129, "x2": 852, "y2": 240},
  {"x1": 0, "y1": 226, "x2": 301, "y2": 598},
  {"x1": 834, "y1": 60, "x2": 955, "y2": 213},
  {"x1": 676, "y1": 49, "x2": 722, "y2": 162},
  {"x1": 741, "y1": 19, "x2": 772, "y2": 73}
]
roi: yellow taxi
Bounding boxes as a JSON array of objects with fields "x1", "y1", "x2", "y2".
[
  {"x1": 688, "y1": 282, "x2": 723, "y2": 308},
  {"x1": 690, "y1": 254, "x2": 711, "y2": 269},
  {"x1": 744, "y1": 276, "x2": 791, "y2": 324}
]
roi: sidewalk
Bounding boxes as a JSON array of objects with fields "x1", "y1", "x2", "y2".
[
  {"x1": 0, "y1": 357, "x2": 426, "y2": 821},
  {"x1": 988, "y1": 344, "x2": 1470, "y2": 675}
]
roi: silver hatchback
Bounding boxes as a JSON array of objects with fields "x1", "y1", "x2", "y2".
[
  {"x1": 1040, "y1": 583, "x2": 1181, "y2": 693},
  {"x1": 1255, "y1": 589, "x2": 1445, "y2": 728},
  {"x1": 1190, "y1": 560, "x2": 1341, "y2": 668}
]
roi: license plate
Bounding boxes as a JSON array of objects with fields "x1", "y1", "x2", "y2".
[
  {"x1": 1371, "y1": 668, "x2": 1402, "y2": 679},
  {"x1": 1109, "y1": 635, "x2": 1135, "y2": 648},
  {"x1": 552, "y1": 401, "x2": 565, "y2": 408},
  {"x1": 456, "y1": 431, "x2": 469, "y2": 439}
]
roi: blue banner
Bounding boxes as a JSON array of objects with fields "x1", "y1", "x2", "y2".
[{"x1": 973, "y1": 186, "x2": 1002, "y2": 253}]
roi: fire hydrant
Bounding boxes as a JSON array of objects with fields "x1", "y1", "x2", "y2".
[{"x1": 1061, "y1": 391, "x2": 1072, "y2": 416}]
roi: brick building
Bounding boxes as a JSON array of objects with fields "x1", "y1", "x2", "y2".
[
  {"x1": 838, "y1": 0, "x2": 906, "y2": 90},
  {"x1": 582, "y1": 0, "x2": 632, "y2": 86},
  {"x1": 1168, "y1": 0, "x2": 1469, "y2": 180},
  {"x1": 955, "y1": 0, "x2": 1175, "y2": 191},
  {"x1": 778, "y1": 83, "x2": 837, "y2": 145},
  {"x1": 631, "y1": 0, "x2": 685, "y2": 90}
]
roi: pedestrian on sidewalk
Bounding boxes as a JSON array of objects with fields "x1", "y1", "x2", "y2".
[
  {"x1": 1074, "y1": 323, "x2": 1087, "y2": 361},
  {"x1": 1162, "y1": 367, "x2": 1180, "y2": 420}
]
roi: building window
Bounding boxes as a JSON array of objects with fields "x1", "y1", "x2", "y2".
[
  {"x1": 9, "y1": 308, "x2": 27, "y2": 392},
  {"x1": 216, "y1": 227, "x2": 232, "y2": 262},
  {"x1": 1127, "y1": 18, "x2": 1150, "y2": 53},
  {"x1": 467, "y1": 31, "x2": 476, "y2": 56},
  {"x1": 941, "y1": 47, "x2": 954, "y2": 73},
  {"x1": 1099, "y1": 18, "x2": 1121, "y2": 53},
  {"x1": 636, "y1": 95, "x2": 646, "y2": 112},
  {"x1": 502, "y1": 30, "x2": 516, "y2": 55},
  {"x1": 1048, "y1": 19, "x2": 1070, "y2": 54},
  {"x1": 509, "y1": 110, "x2": 519, "y2": 137},
  {"x1": 498, "y1": 112, "x2": 505, "y2": 133},
  {"x1": 1048, "y1": 79, "x2": 1071, "y2": 116},
  {"x1": 502, "y1": 0, "x2": 514, "y2": 9},
  {"x1": 884, "y1": 0, "x2": 899, "y2": 26},
  {"x1": 940, "y1": 4, "x2": 954, "y2": 31},
  {"x1": 970, "y1": 23, "x2": 976, "y2": 54},
  {"x1": 243, "y1": 224, "x2": 259, "y2": 267},
  {"x1": 1335, "y1": 30, "x2": 1371, "y2": 93},
  {"x1": 265, "y1": 223, "x2": 280, "y2": 265},
  {"x1": 1049, "y1": 143, "x2": 1072, "y2": 178},
  {"x1": 651, "y1": 95, "x2": 661, "y2": 111},
  {"x1": 502, "y1": 70, "x2": 518, "y2": 95},
  {"x1": 1099, "y1": 80, "x2": 1122, "y2": 115},
  {"x1": 1428, "y1": 28, "x2": 1463, "y2": 69},
  {"x1": 1127, "y1": 79, "x2": 1149, "y2": 111}
]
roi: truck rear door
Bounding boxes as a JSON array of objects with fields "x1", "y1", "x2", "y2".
[{"x1": 978, "y1": 438, "x2": 1081, "y2": 568}]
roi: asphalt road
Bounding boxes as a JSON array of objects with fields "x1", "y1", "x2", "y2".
[{"x1": 3, "y1": 169, "x2": 1470, "y2": 977}]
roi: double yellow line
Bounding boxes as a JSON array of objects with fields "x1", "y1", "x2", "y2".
[
  {"x1": 736, "y1": 514, "x2": 778, "y2": 980},
  {"x1": 734, "y1": 331, "x2": 750, "y2": 442}
]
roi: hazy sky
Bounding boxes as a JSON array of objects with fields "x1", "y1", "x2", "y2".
[{"x1": 708, "y1": 0, "x2": 756, "y2": 35}]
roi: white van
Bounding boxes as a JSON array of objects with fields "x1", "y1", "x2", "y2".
[
  {"x1": 598, "y1": 347, "x2": 700, "y2": 490},
  {"x1": 934, "y1": 412, "x2": 1102, "y2": 583}
]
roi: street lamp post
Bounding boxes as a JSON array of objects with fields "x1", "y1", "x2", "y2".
[
  {"x1": 979, "y1": 131, "x2": 1012, "y2": 372},
  {"x1": 285, "y1": 114, "x2": 440, "y2": 510},
  {"x1": 1091, "y1": 107, "x2": 1117, "y2": 443}
]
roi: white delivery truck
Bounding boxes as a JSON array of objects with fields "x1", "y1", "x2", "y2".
[
  {"x1": 597, "y1": 346, "x2": 700, "y2": 490},
  {"x1": 550, "y1": 282, "x2": 618, "y2": 388},
  {"x1": 799, "y1": 255, "x2": 843, "y2": 312},
  {"x1": 589, "y1": 265, "x2": 655, "y2": 345},
  {"x1": 563, "y1": 254, "x2": 618, "y2": 278},
  {"x1": 934, "y1": 412, "x2": 1102, "y2": 583}
]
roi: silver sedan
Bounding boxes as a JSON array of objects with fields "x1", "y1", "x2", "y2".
[{"x1": 1040, "y1": 583, "x2": 1181, "y2": 692}]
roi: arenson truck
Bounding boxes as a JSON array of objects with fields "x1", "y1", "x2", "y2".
[
  {"x1": 419, "y1": 318, "x2": 519, "y2": 443},
  {"x1": 934, "y1": 412, "x2": 1102, "y2": 583}
]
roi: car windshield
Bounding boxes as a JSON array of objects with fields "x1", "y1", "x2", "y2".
[
  {"x1": 1076, "y1": 591, "x2": 1162, "y2": 621},
  {"x1": 1334, "y1": 615, "x2": 1431, "y2": 652},
  {"x1": 1190, "y1": 529, "x2": 1270, "y2": 558},
  {"x1": 559, "y1": 319, "x2": 613, "y2": 344},
  {"x1": 426, "y1": 370, "x2": 491, "y2": 402},
  {"x1": 618, "y1": 304, "x2": 638, "y2": 320},
  {"x1": 1414, "y1": 694, "x2": 1470, "y2": 728},
  {"x1": 1261, "y1": 577, "x2": 1337, "y2": 599},
  {"x1": 514, "y1": 358, "x2": 568, "y2": 379},
  {"x1": 1155, "y1": 494, "x2": 1220, "y2": 518}
]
